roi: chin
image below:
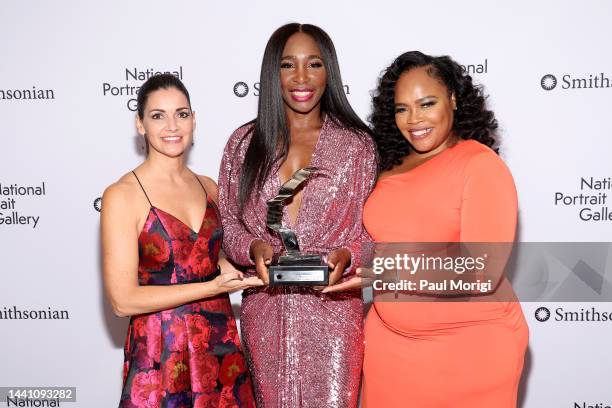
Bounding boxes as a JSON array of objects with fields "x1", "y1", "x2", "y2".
[
  {"x1": 154, "y1": 146, "x2": 189, "y2": 158},
  {"x1": 287, "y1": 102, "x2": 320, "y2": 115}
]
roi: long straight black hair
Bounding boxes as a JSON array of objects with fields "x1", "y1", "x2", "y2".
[{"x1": 237, "y1": 23, "x2": 371, "y2": 212}]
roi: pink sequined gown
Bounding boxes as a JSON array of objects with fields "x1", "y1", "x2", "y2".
[{"x1": 218, "y1": 117, "x2": 377, "y2": 407}]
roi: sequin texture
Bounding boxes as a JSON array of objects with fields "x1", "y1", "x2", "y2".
[{"x1": 218, "y1": 117, "x2": 377, "y2": 407}]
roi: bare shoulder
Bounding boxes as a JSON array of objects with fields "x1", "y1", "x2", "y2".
[
  {"x1": 196, "y1": 174, "x2": 219, "y2": 204},
  {"x1": 101, "y1": 171, "x2": 147, "y2": 217}
]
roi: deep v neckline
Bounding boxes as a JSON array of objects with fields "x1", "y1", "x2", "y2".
[
  {"x1": 276, "y1": 116, "x2": 327, "y2": 230},
  {"x1": 132, "y1": 170, "x2": 211, "y2": 236},
  {"x1": 151, "y1": 199, "x2": 209, "y2": 236}
]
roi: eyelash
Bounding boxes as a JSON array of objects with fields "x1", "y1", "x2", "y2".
[
  {"x1": 280, "y1": 61, "x2": 324, "y2": 69},
  {"x1": 150, "y1": 112, "x2": 191, "y2": 120},
  {"x1": 394, "y1": 101, "x2": 436, "y2": 114}
]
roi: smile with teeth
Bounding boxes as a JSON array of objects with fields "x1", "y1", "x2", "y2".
[
  {"x1": 290, "y1": 89, "x2": 314, "y2": 102},
  {"x1": 409, "y1": 128, "x2": 433, "y2": 139},
  {"x1": 161, "y1": 136, "x2": 182, "y2": 142}
]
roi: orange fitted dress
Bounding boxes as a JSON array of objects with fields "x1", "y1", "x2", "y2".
[{"x1": 362, "y1": 140, "x2": 528, "y2": 408}]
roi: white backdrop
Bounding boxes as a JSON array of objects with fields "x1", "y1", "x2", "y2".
[{"x1": 1, "y1": 1, "x2": 611, "y2": 406}]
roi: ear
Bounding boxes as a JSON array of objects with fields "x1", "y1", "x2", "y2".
[
  {"x1": 136, "y1": 115, "x2": 145, "y2": 136},
  {"x1": 451, "y1": 94, "x2": 457, "y2": 111},
  {"x1": 192, "y1": 110, "x2": 196, "y2": 129}
]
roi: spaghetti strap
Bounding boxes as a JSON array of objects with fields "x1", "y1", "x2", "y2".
[
  {"x1": 131, "y1": 171, "x2": 153, "y2": 207},
  {"x1": 192, "y1": 171, "x2": 209, "y2": 197}
]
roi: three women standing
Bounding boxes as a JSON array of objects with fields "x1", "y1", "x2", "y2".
[{"x1": 103, "y1": 27, "x2": 527, "y2": 408}]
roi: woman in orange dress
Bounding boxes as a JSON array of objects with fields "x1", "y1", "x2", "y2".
[{"x1": 329, "y1": 51, "x2": 528, "y2": 407}]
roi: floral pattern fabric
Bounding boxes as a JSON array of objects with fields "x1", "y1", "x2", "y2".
[{"x1": 120, "y1": 198, "x2": 255, "y2": 408}]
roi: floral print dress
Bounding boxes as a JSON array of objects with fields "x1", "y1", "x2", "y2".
[{"x1": 119, "y1": 172, "x2": 255, "y2": 408}]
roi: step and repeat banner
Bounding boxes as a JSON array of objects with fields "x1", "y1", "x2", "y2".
[{"x1": 1, "y1": 1, "x2": 611, "y2": 407}]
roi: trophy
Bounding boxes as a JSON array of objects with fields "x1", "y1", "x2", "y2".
[{"x1": 266, "y1": 167, "x2": 329, "y2": 286}]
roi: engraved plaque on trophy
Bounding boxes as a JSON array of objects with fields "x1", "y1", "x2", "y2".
[{"x1": 266, "y1": 167, "x2": 329, "y2": 286}]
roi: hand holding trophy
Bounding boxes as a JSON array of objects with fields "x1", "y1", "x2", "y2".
[{"x1": 266, "y1": 167, "x2": 330, "y2": 286}]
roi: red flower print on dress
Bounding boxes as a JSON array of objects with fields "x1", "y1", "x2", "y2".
[
  {"x1": 222, "y1": 318, "x2": 240, "y2": 345},
  {"x1": 140, "y1": 232, "x2": 170, "y2": 271},
  {"x1": 204, "y1": 298, "x2": 232, "y2": 315},
  {"x1": 189, "y1": 243, "x2": 212, "y2": 278},
  {"x1": 163, "y1": 352, "x2": 190, "y2": 394},
  {"x1": 219, "y1": 353, "x2": 246, "y2": 386},
  {"x1": 168, "y1": 316, "x2": 187, "y2": 352},
  {"x1": 185, "y1": 314, "x2": 211, "y2": 353},
  {"x1": 145, "y1": 315, "x2": 161, "y2": 363},
  {"x1": 166, "y1": 217, "x2": 192, "y2": 241},
  {"x1": 132, "y1": 318, "x2": 147, "y2": 338},
  {"x1": 138, "y1": 265, "x2": 152, "y2": 285},
  {"x1": 238, "y1": 382, "x2": 256, "y2": 408},
  {"x1": 190, "y1": 352, "x2": 219, "y2": 393},
  {"x1": 123, "y1": 361, "x2": 129, "y2": 385},
  {"x1": 218, "y1": 385, "x2": 238, "y2": 408},
  {"x1": 130, "y1": 370, "x2": 163, "y2": 408},
  {"x1": 133, "y1": 341, "x2": 154, "y2": 369},
  {"x1": 161, "y1": 309, "x2": 173, "y2": 322},
  {"x1": 194, "y1": 392, "x2": 220, "y2": 408},
  {"x1": 121, "y1": 191, "x2": 256, "y2": 406},
  {"x1": 172, "y1": 238, "x2": 193, "y2": 268}
]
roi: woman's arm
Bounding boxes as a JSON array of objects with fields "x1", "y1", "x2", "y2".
[
  {"x1": 101, "y1": 181, "x2": 262, "y2": 317},
  {"x1": 337, "y1": 135, "x2": 378, "y2": 277},
  {"x1": 323, "y1": 135, "x2": 378, "y2": 290},
  {"x1": 217, "y1": 128, "x2": 262, "y2": 267},
  {"x1": 460, "y1": 152, "x2": 518, "y2": 242}
]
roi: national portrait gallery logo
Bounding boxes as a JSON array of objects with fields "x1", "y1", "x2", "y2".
[
  {"x1": 540, "y1": 71, "x2": 612, "y2": 91},
  {"x1": 102, "y1": 66, "x2": 185, "y2": 111},
  {"x1": 232, "y1": 80, "x2": 350, "y2": 97},
  {"x1": 460, "y1": 58, "x2": 489, "y2": 75},
  {"x1": 0, "y1": 182, "x2": 46, "y2": 229},
  {"x1": 553, "y1": 176, "x2": 611, "y2": 222}
]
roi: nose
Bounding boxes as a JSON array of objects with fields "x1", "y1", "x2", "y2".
[
  {"x1": 405, "y1": 108, "x2": 422, "y2": 125},
  {"x1": 293, "y1": 64, "x2": 307, "y2": 84},
  {"x1": 166, "y1": 115, "x2": 178, "y2": 131}
]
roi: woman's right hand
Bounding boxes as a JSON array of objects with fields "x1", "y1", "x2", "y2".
[
  {"x1": 213, "y1": 271, "x2": 264, "y2": 293},
  {"x1": 250, "y1": 239, "x2": 273, "y2": 285}
]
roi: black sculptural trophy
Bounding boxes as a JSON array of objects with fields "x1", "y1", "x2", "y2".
[{"x1": 266, "y1": 167, "x2": 329, "y2": 285}]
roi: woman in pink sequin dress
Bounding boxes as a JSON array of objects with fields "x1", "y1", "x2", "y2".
[{"x1": 218, "y1": 23, "x2": 377, "y2": 407}]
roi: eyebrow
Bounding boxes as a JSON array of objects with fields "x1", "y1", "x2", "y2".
[
  {"x1": 148, "y1": 107, "x2": 191, "y2": 113},
  {"x1": 394, "y1": 96, "x2": 438, "y2": 105},
  {"x1": 281, "y1": 54, "x2": 323, "y2": 60}
]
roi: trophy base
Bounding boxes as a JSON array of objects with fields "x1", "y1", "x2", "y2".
[{"x1": 269, "y1": 254, "x2": 329, "y2": 286}]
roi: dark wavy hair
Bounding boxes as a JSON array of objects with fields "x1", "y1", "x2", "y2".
[
  {"x1": 237, "y1": 23, "x2": 371, "y2": 212},
  {"x1": 370, "y1": 51, "x2": 498, "y2": 172}
]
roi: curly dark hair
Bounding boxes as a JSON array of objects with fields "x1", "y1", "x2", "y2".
[{"x1": 370, "y1": 51, "x2": 498, "y2": 172}]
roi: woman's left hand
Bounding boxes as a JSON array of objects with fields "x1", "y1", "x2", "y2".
[
  {"x1": 322, "y1": 267, "x2": 371, "y2": 293},
  {"x1": 326, "y1": 248, "x2": 351, "y2": 286}
]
